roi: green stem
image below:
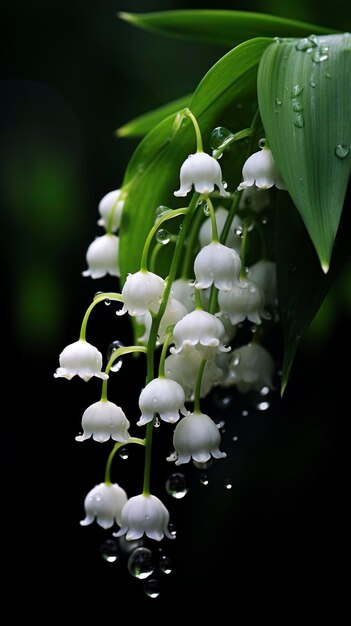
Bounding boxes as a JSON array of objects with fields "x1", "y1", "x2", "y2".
[
  {"x1": 240, "y1": 220, "x2": 249, "y2": 280},
  {"x1": 141, "y1": 192, "x2": 200, "y2": 495},
  {"x1": 101, "y1": 345, "x2": 147, "y2": 401},
  {"x1": 193, "y1": 358, "x2": 207, "y2": 413},
  {"x1": 140, "y1": 208, "x2": 187, "y2": 270},
  {"x1": 180, "y1": 201, "x2": 203, "y2": 279},
  {"x1": 205, "y1": 195, "x2": 219, "y2": 242},
  {"x1": 184, "y1": 108, "x2": 203, "y2": 152},
  {"x1": 79, "y1": 292, "x2": 123, "y2": 340},
  {"x1": 104, "y1": 438, "x2": 145, "y2": 484}
]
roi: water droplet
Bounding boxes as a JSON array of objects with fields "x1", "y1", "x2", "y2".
[
  {"x1": 292, "y1": 97, "x2": 303, "y2": 112},
  {"x1": 144, "y1": 578, "x2": 161, "y2": 598},
  {"x1": 127, "y1": 547, "x2": 155, "y2": 579},
  {"x1": 216, "y1": 419, "x2": 226, "y2": 432},
  {"x1": 334, "y1": 144, "x2": 350, "y2": 159},
  {"x1": 275, "y1": 97, "x2": 282, "y2": 106},
  {"x1": 232, "y1": 434, "x2": 239, "y2": 442},
  {"x1": 156, "y1": 229, "x2": 171, "y2": 245},
  {"x1": 257, "y1": 401, "x2": 270, "y2": 411},
  {"x1": 116, "y1": 535, "x2": 143, "y2": 554},
  {"x1": 234, "y1": 226, "x2": 243, "y2": 237},
  {"x1": 291, "y1": 85, "x2": 304, "y2": 98},
  {"x1": 203, "y1": 203, "x2": 210, "y2": 217},
  {"x1": 224, "y1": 479, "x2": 233, "y2": 490},
  {"x1": 165, "y1": 472, "x2": 189, "y2": 499},
  {"x1": 293, "y1": 112, "x2": 304, "y2": 128},
  {"x1": 241, "y1": 409, "x2": 249, "y2": 417},
  {"x1": 168, "y1": 523, "x2": 177, "y2": 538},
  {"x1": 310, "y1": 80, "x2": 316, "y2": 88},
  {"x1": 118, "y1": 447, "x2": 129, "y2": 460},
  {"x1": 104, "y1": 298, "x2": 111, "y2": 306},
  {"x1": 210, "y1": 126, "x2": 233, "y2": 150},
  {"x1": 107, "y1": 340, "x2": 125, "y2": 372},
  {"x1": 159, "y1": 554, "x2": 172, "y2": 574},
  {"x1": 154, "y1": 416, "x2": 160, "y2": 428},
  {"x1": 193, "y1": 458, "x2": 213, "y2": 470},
  {"x1": 99, "y1": 539, "x2": 120, "y2": 563},
  {"x1": 258, "y1": 138, "x2": 266, "y2": 149},
  {"x1": 155, "y1": 205, "x2": 171, "y2": 218},
  {"x1": 312, "y1": 47, "x2": 329, "y2": 63},
  {"x1": 199, "y1": 472, "x2": 209, "y2": 486},
  {"x1": 295, "y1": 38, "x2": 311, "y2": 51},
  {"x1": 260, "y1": 386, "x2": 271, "y2": 396},
  {"x1": 308, "y1": 34, "x2": 318, "y2": 47}
]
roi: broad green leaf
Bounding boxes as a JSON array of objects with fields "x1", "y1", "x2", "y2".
[
  {"x1": 119, "y1": 10, "x2": 334, "y2": 48},
  {"x1": 275, "y1": 191, "x2": 351, "y2": 394},
  {"x1": 119, "y1": 37, "x2": 273, "y2": 288},
  {"x1": 257, "y1": 34, "x2": 351, "y2": 272},
  {"x1": 116, "y1": 93, "x2": 192, "y2": 138}
]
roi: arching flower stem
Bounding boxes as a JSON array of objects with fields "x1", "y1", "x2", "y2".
[
  {"x1": 140, "y1": 208, "x2": 187, "y2": 271},
  {"x1": 104, "y1": 438, "x2": 145, "y2": 485},
  {"x1": 79, "y1": 292, "x2": 123, "y2": 341},
  {"x1": 100, "y1": 345, "x2": 147, "y2": 401},
  {"x1": 183, "y1": 108, "x2": 203, "y2": 153}
]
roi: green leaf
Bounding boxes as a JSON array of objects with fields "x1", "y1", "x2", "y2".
[
  {"x1": 257, "y1": 34, "x2": 351, "y2": 272},
  {"x1": 116, "y1": 93, "x2": 192, "y2": 138},
  {"x1": 119, "y1": 37, "x2": 273, "y2": 287},
  {"x1": 275, "y1": 191, "x2": 351, "y2": 394},
  {"x1": 119, "y1": 10, "x2": 335, "y2": 48}
]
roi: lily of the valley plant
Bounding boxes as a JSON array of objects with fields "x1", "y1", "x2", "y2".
[{"x1": 54, "y1": 9, "x2": 351, "y2": 592}]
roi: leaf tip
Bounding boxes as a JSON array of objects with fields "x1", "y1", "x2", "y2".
[
  {"x1": 321, "y1": 261, "x2": 330, "y2": 274},
  {"x1": 118, "y1": 11, "x2": 137, "y2": 25},
  {"x1": 115, "y1": 125, "x2": 129, "y2": 138}
]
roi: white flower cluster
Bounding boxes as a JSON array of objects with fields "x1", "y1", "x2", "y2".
[{"x1": 54, "y1": 137, "x2": 283, "y2": 552}]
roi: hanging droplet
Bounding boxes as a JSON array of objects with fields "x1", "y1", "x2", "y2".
[
  {"x1": 104, "y1": 298, "x2": 111, "y2": 306},
  {"x1": 127, "y1": 547, "x2": 155, "y2": 579},
  {"x1": 118, "y1": 446, "x2": 129, "y2": 460},
  {"x1": 334, "y1": 144, "x2": 350, "y2": 159},
  {"x1": 144, "y1": 578, "x2": 161, "y2": 598},
  {"x1": 199, "y1": 472, "x2": 209, "y2": 486},
  {"x1": 193, "y1": 458, "x2": 213, "y2": 470},
  {"x1": 155, "y1": 205, "x2": 171, "y2": 218},
  {"x1": 107, "y1": 340, "x2": 125, "y2": 372},
  {"x1": 156, "y1": 229, "x2": 171, "y2": 245},
  {"x1": 210, "y1": 126, "x2": 233, "y2": 150},
  {"x1": 165, "y1": 472, "x2": 189, "y2": 499},
  {"x1": 168, "y1": 523, "x2": 177, "y2": 538},
  {"x1": 154, "y1": 416, "x2": 161, "y2": 428},
  {"x1": 224, "y1": 478, "x2": 233, "y2": 490},
  {"x1": 158, "y1": 554, "x2": 172, "y2": 575},
  {"x1": 116, "y1": 535, "x2": 143, "y2": 554},
  {"x1": 99, "y1": 539, "x2": 120, "y2": 563}
]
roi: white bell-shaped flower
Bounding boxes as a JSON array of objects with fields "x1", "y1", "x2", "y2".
[
  {"x1": 247, "y1": 259, "x2": 277, "y2": 309},
  {"x1": 238, "y1": 145, "x2": 286, "y2": 191},
  {"x1": 114, "y1": 493, "x2": 174, "y2": 541},
  {"x1": 174, "y1": 152, "x2": 229, "y2": 197},
  {"x1": 54, "y1": 339, "x2": 108, "y2": 382},
  {"x1": 198, "y1": 207, "x2": 243, "y2": 253},
  {"x1": 80, "y1": 482, "x2": 128, "y2": 529},
  {"x1": 171, "y1": 309, "x2": 230, "y2": 359},
  {"x1": 171, "y1": 278, "x2": 196, "y2": 312},
  {"x1": 238, "y1": 186, "x2": 270, "y2": 213},
  {"x1": 165, "y1": 350, "x2": 223, "y2": 400},
  {"x1": 194, "y1": 241, "x2": 241, "y2": 291},
  {"x1": 220, "y1": 342, "x2": 275, "y2": 392},
  {"x1": 218, "y1": 279, "x2": 265, "y2": 326},
  {"x1": 118, "y1": 270, "x2": 165, "y2": 317},
  {"x1": 82, "y1": 234, "x2": 120, "y2": 279},
  {"x1": 172, "y1": 411, "x2": 227, "y2": 465},
  {"x1": 136, "y1": 297, "x2": 188, "y2": 345},
  {"x1": 75, "y1": 399, "x2": 130, "y2": 443},
  {"x1": 137, "y1": 376, "x2": 187, "y2": 426},
  {"x1": 97, "y1": 189, "x2": 125, "y2": 232}
]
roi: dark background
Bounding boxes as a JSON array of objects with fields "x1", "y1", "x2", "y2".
[{"x1": 2, "y1": 0, "x2": 350, "y2": 621}]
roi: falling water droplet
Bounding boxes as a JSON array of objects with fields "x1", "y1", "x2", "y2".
[
  {"x1": 156, "y1": 229, "x2": 171, "y2": 245},
  {"x1": 334, "y1": 144, "x2": 350, "y2": 159},
  {"x1": 107, "y1": 340, "x2": 125, "y2": 372},
  {"x1": 165, "y1": 472, "x2": 189, "y2": 499},
  {"x1": 257, "y1": 401, "x2": 270, "y2": 411},
  {"x1": 224, "y1": 479, "x2": 233, "y2": 490},
  {"x1": 199, "y1": 472, "x2": 209, "y2": 486},
  {"x1": 99, "y1": 539, "x2": 120, "y2": 563},
  {"x1": 127, "y1": 547, "x2": 155, "y2": 579},
  {"x1": 232, "y1": 434, "x2": 239, "y2": 442},
  {"x1": 159, "y1": 554, "x2": 173, "y2": 575},
  {"x1": 144, "y1": 578, "x2": 161, "y2": 598}
]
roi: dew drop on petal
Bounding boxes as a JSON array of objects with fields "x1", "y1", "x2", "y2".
[
  {"x1": 144, "y1": 578, "x2": 161, "y2": 598},
  {"x1": 165, "y1": 472, "x2": 189, "y2": 499},
  {"x1": 107, "y1": 340, "x2": 125, "y2": 372},
  {"x1": 99, "y1": 539, "x2": 120, "y2": 563},
  {"x1": 127, "y1": 547, "x2": 155, "y2": 579}
]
